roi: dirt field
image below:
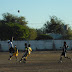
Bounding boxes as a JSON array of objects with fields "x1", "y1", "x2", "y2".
[{"x1": 0, "y1": 51, "x2": 72, "y2": 72}]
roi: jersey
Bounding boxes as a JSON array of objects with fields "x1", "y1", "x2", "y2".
[
  {"x1": 8, "y1": 41, "x2": 14, "y2": 53},
  {"x1": 13, "y1": 47, "x2": 18, "y2": 56},
  {"x1": 14, "y1": 47, "x2": 17, "y2": 52},
  {"x1": 9, "y1": 47, "x2": 15, "y2": 53},
  {"x1": 63, "y1": 44, "x2": 68, "y2": 52},
  {"x1": 8, "y1": 41, "x2": 13, "y2": 48},
  {"x1": 28, "y1": 47, "x2": 32, "y2": 55}
]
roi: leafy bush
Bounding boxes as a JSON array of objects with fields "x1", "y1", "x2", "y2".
[{"x1": 36, "y1": 34, "x2": 53, "y2": 40}]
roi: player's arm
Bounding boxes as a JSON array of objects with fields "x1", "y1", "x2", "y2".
[
  {"x1": 67, "y1": 45, "x2": 69, "y2": 48},
  {"x1": 30, "y1": 48, "x2": 32, "y2": 52}
]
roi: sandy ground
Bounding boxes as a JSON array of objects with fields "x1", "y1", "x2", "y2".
[{"x1": 0, "y1": 51, "x2": 72, "y2": 72}]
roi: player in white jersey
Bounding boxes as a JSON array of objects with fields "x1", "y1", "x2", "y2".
[
  {"x1": 7, "y1": 40, "x2": 15, "y2": 60},
  {"x1": 8, "y1": 40, "x2": 13, "y2": 48}
]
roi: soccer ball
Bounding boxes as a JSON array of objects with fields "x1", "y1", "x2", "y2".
[{"x1": 18, "y1": 10, "x2": 20, "y2": 13}]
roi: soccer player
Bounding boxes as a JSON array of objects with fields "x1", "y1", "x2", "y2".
[
  {"x1": 27, "y1": 44, "x2": 32, "y2": 56},
  {"x1": 8, "y1": 40, "x2": 15, "y2": 60},
  {"x1": 25, "y1": 44, "x2": 32, "y2": 61},
  {"x1": 13, "y1": 45, "x2": 19, "y2": 61},
  {"x1": 59, "y1": 41, "x2": 72, "y2": 63},
  {"x1": 19, "y1": 43, "x2": 28, "y2": 63}
]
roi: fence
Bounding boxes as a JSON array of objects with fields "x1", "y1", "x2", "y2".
[{"x1": 0, "y1": 40, "x2": 72, "y2": 51}]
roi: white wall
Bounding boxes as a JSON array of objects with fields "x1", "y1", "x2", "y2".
[{"x1": 0, "y1": 40, "x2": 72, "y2": 51}]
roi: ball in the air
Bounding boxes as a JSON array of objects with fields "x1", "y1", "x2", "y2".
[{"x1": 18, "y1": 10, "x2": 20, "y2": 13}]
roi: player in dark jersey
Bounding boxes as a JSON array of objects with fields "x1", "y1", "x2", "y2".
[
  {"x1": 59, "y1": 41, "x2": 72, "y2": 63},
  {"x1": 19, "y1": 43, "x2": 28, "y2": 63}
]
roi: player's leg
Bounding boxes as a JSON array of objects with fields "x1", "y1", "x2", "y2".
[
  {"x1": 19, "y1": 56, "x2": 24, "y2": 62},
  {"x1": 24, "y1": 53, "x2": 30, "y2": 61},
  {"x1": 15, "y1": 55, "x2": 18, "y2": 61},
  {"x1": 19, "y1": 53, "x2": 27, "y2": 63},
  {"x1": 23, "y1": 53, "x2": 28, "y2": 63},
  {"x1": 8, "y1": 53, "x2": 13, "y2": 60},
  {"x1": 59, "y1": 52, "x2": 63, "y2": 63},
  {"x1": 64, "y1": 52, "x2": 72, "y2": 60},
  {"x1": 19, "y1": 51, "x2": 28, "y2": 63},
  {"x1": 23, "y1": 57, "x2": 27, "y2": 63},
  {"x1": 59, "y1": 55, "x2": 63, "y2": 63},
  {"x1": 15, "y1": 53, "x2": 19, "y2": 61}
]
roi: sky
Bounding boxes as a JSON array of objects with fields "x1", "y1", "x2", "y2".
[{"x1": 0, "y1": 0, "x2": 72, "y2": 29}]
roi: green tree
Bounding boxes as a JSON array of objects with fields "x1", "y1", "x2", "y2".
[
  {"x1": 63, "y1": 27, "x2": 72, "y2": 39},
  {"x1": 43, "y1": 16, "x2": 65, "y2": 34},
  {"x1": 0, "y1": 23, "x2": 9, "y2": 40},
  {"x1": 0, "y1": 13, "x2": 38, "y2": 40},
  {"x1": 0, "y1": 23, "x2": 29, "y2": 40},
  {"x1": 36, "y1": 29, "x2": 44, "y2": 35},
  {"x1": 36, "y1": 34, "x2": 53, "y2": 40},
  {"x1": 28, "y1": 28, "x2": 37, "y2": 40},
  {"x1": 1, "y1": 13, "x2": 27, "y2": 25},
  {"x1": 0, "y1": 13, "x2": 29, "y2": 40}
]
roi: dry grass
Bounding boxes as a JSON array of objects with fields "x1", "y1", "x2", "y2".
[{"x1": 0, "y1": 51, "x2": 72, "y2": 72}]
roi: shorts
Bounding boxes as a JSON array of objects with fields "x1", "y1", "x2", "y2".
[
  {"x1": 61, "y1": 52, "x2": 66, "y2": 57},
  {"x1": 9, "y1": 53, "x2": 13, "y2": 56},
  {"x1": 13, "y1": 52, "x2": 18, "y2": 56}
]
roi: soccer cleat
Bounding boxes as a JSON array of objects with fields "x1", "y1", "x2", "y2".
[
  {"x1": 24, "y1": 58, "x2": 26, "y2": 61},
  {"x1": 8, "y1": 58, "x2": 11, "y2": 61},
  {"x1": 19, "y1": 60, "x2": 22, "y2": 63},
  {"x1": 60, "y1": 61, "x2": 62, "y2": 63},
  {"x1": 70, "y1": 58, "x2": 72, "y2": 61},
  {"x1": 58, "y1": 60, "x2": 62, "y2": 63},
  {"x1": 23, "y1": 60, "x2": 26, "y2": 63}
]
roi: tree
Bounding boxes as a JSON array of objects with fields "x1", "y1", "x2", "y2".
[
  {"x1": 35, "y1": 29, "x2": 53, "y2": 40},
  {"x1": 28, "y1": 28, "x2": 37, "y2": 40},
  {"x1": 0, "y1": 13, "x2": 29, "y2": 40},
  {"x1": 0, "y1": 23, "x2": 29, "y2": 40},
  {"x1": 0, "y1": 13, "x2": 38, "y2": 40},
  {"x1": 0, "y1": 23, "x2": 9, "y2": 40},
  {"x1": 43, "y1": 16, "x2": 66, "y2": 35},
  {"x1": 36, "y1": 34, "x2": 53, "y2": 40},
  {"x1": 36, "y1": 29, "x2": 44, "y2": 35},
  {"x1": 63, "y1": 27, "x2": 72, "y2": 39},
  {"x1": 1, "y1": 13, "x2": 27, "y2": 25}
]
